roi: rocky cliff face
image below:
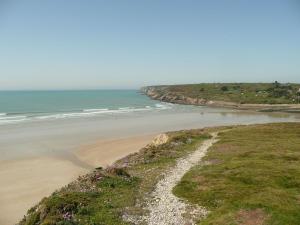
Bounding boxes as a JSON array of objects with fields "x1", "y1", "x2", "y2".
[
  {"x1": 141, "y1": 86, "x2": 208, "y2": 106},
  {"x1": 141, "y1": 86, "x2": 300, "y2": 112}
]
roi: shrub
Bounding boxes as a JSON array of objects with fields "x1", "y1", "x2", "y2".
[{"x1": 221, "y1": 86, "x2": 229, "y2": 91}]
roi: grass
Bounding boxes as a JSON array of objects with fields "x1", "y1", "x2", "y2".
[
  {"x1": 19, "y1": 129, "x2": 211, "y2": 225},
  {"x1": 174, "y1": 123, "x2": 300, "y2": 225},
  {"x1": 147, "y1": 83, "x2": 300, "y2": 104},
  {"x1": 23, "y1": 175, "x2": 138, "y2": 225}
]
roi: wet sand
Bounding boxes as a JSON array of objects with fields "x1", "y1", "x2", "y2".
[{"x1": 0, "y1": 134, "x2": 156, "y2": 225}]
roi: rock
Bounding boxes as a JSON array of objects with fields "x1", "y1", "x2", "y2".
[
  {"x1": 148, "y1": 134, "x2": 169, "y2": 147},
  {"x1": 106, "y1": 167, "x2": 130, "y2": 177}
]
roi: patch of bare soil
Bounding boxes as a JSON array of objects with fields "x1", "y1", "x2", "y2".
[{"x1": 236, "y1": 209, "x2": 268, "y2": 225}]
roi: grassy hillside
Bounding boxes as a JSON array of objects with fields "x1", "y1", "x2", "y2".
[
  {"x1": 174, "y1": 123, "x2": 300, "y2": 225},
  {"x1": 144, "y1": 82, "x2": 300, "y2": 104}
]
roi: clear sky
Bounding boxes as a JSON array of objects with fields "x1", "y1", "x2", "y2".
[{"x1": 0, "y1": 0, "x2": 300, "y2": 90}]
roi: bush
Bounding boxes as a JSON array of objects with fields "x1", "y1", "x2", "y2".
[{"x1": 221, "y1": 86, "x2": 228, "y2": 91}]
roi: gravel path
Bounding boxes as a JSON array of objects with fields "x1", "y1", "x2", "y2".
[{"x1": 145, "y1": 133, "x2": 218, "y2": 225}]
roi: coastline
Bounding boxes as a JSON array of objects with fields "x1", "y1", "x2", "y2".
[
  {"x1": 2, "y1": 101, "x2": 300, "y2": 224},
  {"x1": 20, "y1": 123, "x2": 300, "y2": 224},
  {"x1": 142, "y1": 86, "x2": 300, "y2": 113},
  {"x1": 0, "y1": 134, "x2": 156, "y2": 225}
]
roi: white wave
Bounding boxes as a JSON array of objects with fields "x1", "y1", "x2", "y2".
[
  {"x1": 0, "y1": 105, "x2": 166, "y2": 125},
  {"x1": 83, "y1": 108, "x2": 109, "y2": 112},
  {"x1": 0, "y1": 113, "x2": 7, "y2": 117},
  {"x1": 36, "y1": 107, "x2": 152, "y2": 120},
  {"x1": 155, "y1": 103, "x2": 172, "y2": 109},
  {"x1": 0, "y1": 115, "x2": 27, "y2": 120},
  {"x1": 37, "y1": 112, "x2": 100, "y2": 120},
  {"x1": 118, "y1": 107, "x2": 132, "y2": 110},
  {"x1": 155, "y1": 103, "x2": 165, "y2": 108}
]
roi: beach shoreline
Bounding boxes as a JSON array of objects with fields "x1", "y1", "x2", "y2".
[
  {"x1": 0, "y1": 134, "x2": 156, "y2": 225},
  {"x1": 1, "y1": 104, "x2": 300, "y2": 225}
]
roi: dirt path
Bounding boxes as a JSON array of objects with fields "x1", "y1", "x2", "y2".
[{"x1": 145, "y1": 133, "x2": 218, "y2": 225}]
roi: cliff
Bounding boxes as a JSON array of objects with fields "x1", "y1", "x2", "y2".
[{"x1": 142, "y1": 83, "x2": 300, "y2": 112}]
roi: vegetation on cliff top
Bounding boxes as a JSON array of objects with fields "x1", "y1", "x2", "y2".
[
  {"x1": 174, "y1": 123, "x2": 300, "y2": 225},
  {"x1": 146, "y1": 82, "x2": 300, "y2": 104}
]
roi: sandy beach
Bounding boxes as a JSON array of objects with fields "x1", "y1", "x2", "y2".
[
  {"x1": 76, "y1": 134, "x2": 156, "y2": 167},
  {"x1": 0, "y1": 134, "x2": 156, "y2": 225}
]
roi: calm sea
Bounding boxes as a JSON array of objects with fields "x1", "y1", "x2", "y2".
[{"x1": 0, "y1": 90, "x2": 170, "y2": 125}]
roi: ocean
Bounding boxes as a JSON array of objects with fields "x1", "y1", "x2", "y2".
[{"x1": 0, "y1": 90, "x2": 171, "y2": 125}]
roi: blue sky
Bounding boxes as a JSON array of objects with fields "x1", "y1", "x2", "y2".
[{"x1": 0, "y1": 0, "x2": 300, "y2": 90}]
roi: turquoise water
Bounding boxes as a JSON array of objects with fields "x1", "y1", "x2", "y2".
[{"x1": 0, "y1": 90, "x2": 168, "y2": 124}]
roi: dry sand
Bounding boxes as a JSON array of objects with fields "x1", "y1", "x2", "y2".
[
  {"x1": 0, "y1": 157, "x2": 88, "y2": 225},
  {"x1": 0, "y1": 134, "x2": 156, "y2": 225},
  {"x1": 75, "y1": 134, "x2": 156, "y2": 167}
]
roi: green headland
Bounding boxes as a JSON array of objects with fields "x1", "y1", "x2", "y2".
[{"x1": 142, "y1": 82, "x2": 300, "y2": 112}]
